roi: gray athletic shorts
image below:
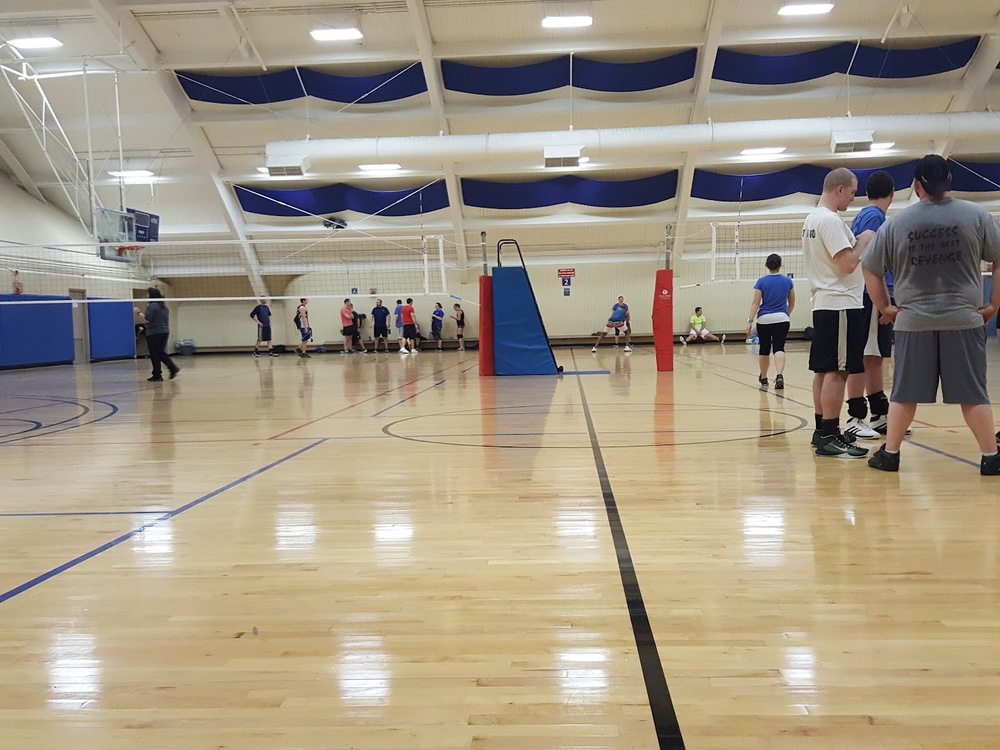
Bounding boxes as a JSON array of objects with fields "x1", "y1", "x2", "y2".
[{"x1": 892, "y1": 328, "x2": 989, "y2": 405}]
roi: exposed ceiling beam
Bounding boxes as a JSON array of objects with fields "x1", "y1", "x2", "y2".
[
  {"x1": 88, "y1": 0, "x2": 270, "y2": 298},
  {"x1": 674, "y1": 0, "x2": 729, "y2": 259},
  {"x1": 0, "y1": 135, "x2": 48, "y2": 204},
  {"x1": 405, "y1": 0, "x2": 468, "y2": 269}
]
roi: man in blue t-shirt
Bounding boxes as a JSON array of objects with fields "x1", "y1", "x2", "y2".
[
  {"x1": 592, "y1": 296, "x2": 632, "y2": 353},
  {"x1": 251, "y1": 299, "x2": 278, "y2": 358},
  {"x1": 393, "y1": 299, "x2": 405, "y2": 351},
  {"x1": 371, "y1": 299, "x2": 391, "y2": 352},
  {"x1": 850, "y1": 170, "x2": 896, "y2": 435}
]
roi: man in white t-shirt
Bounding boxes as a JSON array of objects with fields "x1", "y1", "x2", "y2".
[{"x1": 802, "y1": 168, "x2": 877, "y2": 458}]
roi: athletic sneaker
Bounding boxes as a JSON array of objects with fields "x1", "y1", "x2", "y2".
[
  {"x1": 844, "y1": 417, "x2": 879, "y2": 439},
  {"x1": 774, "y1": 374, "x2": 784, "y2": 390},
  {"x1": 679, "y1": 336, "x2": 687, "y2": 346},
  {"x1": 869, "y1": 415, "x2": 912, "y2": 435},
  {"x1": 812, "y1": 430, "x2": 858, "y2": 447},
  {"x1": 758, "y1": 375, "x2": 768, "y2": 388},
  {"x1": 269, "y1": 351, "x2": 279, "y2": 357},
  {"x1": 252, "y1": 351, "x2": 260, "y2": 358},
  {"x1": 868, "y1": 445, "x2": 900, "y2": 472},
  {"x1": 399, "y1": 348, "x2": 409, "y2": 354},
  {"x1": 981, "y1": 451, "x2": 1000, "y2": 476},
  {"x1": 815, "y1": 435, "x2": 869, "y2": 458},
  {"x1": 720, "y1": 334, "x2": 726, "y2": 344},
  {"x1": 592, "y1": 346, "x2": 598, "y2": 353},
  {"x1": 623, "y1": 345, "x2": 632, "y2": 353},
  {"x1": 299, "y1": 352, "x2": 311, "y2": 358}
]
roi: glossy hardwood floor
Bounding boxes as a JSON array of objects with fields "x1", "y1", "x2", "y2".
[{"x1": 1, "y1": 342, "x2": 999, "y2": 750}]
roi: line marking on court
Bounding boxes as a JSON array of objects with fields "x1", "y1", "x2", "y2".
[
  {"x1": 571, "y1": 351, "x2": 686, "y2": 750},
  {"x1": 371, "y1": 380, "x2": 446, "y2": 417},
  {"x1": 0, "y1": 510, "x2": 168, "y2": 518},
  {"x1": 267, "y1": 359, "x2": 471, "y2": 440},
  {"x1": 0, "y1": 438, "x2": 328, "y2": 607}
]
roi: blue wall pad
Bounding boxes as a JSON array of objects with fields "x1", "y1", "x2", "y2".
[
  {"x1": 492, "y1": 267, "x2": 558, "y2": 376},
  {"x1": 88, "y1": 300, "x2": 136, "y2": 361},
  {"x1": 0, "y1": 294, "x2": 74, "y2": 369}
]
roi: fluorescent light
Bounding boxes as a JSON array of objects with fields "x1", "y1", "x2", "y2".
[
  {"x1": 7, "y1": 36, "x2": 63, "y2": 50},
  {"x1": 256, "y1": 167, "x2": 270, "y2": 173},
  {"x1": 358, "y1": 163, "x2": 402, "y2": 172},
  {"x1": 542, "y1": 15, "x2": 593, "y2": 29},
  {"x1": 740, "y1": 147, "x2": 787, "y2": 156},
  {"x1": 870, "y1": 142, "x2": 895, "y2": 151},
  {"x1": 310, "y1": 28, "x2": 363, "y2": 41},
  {"x1": 578, "y1": 156, "x2": 591, "y2": 164},
  {"x1": 778, "y1": 3, "x2": 835, "y2": 16},
  {"x1": 109, "y1": 170, "x2": 154, "y2": 178}
]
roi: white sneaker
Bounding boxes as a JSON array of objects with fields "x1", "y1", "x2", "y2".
[
  {"x1": 624, "y1": 345, "x2": 632, "y2": 353},
  {"x1": 869, "y1": 414, "x2": 913, "y2": 436},
  {"x1": 679, "y1": 336, "x2": 687, "y2": 346},
  {"x1": 399, "y1": 348, "x2": 409, "y2": 354},
  {"x1": 844, "y1": 417, "x2": 879, "y2": 439},
  {"x1": 721, "y1": 334, "x2": 727, "y2": 344},
  {"x1": 591, "y1": 346, "x2": 597, "y2": 353}
]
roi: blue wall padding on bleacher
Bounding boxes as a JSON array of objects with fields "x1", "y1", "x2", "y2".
[
  {"x1": 491, "y1": 267, "x2": 557, "y2": 376},
  {"x1": 0, "y1": 294, "x2": 74, "y2": 368},
  {"x1": 88, "y1": 300, "x2": 136, "y2": 361}
]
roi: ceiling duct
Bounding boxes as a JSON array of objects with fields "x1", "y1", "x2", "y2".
[
  {"x1": 543, "y1": 144, "x2": 583, "y2": 168},
  {"x1": 266, "y1": 157, "x2": 310, "y2": 177}
]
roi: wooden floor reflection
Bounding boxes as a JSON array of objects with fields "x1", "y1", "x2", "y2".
[{"x1": 1, "y1": 342, "x2": 999, "y2": 749}]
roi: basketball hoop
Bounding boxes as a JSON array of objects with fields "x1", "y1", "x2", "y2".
[{"x1": 116, "y1": 245, "x2": 144, "y2": 264}]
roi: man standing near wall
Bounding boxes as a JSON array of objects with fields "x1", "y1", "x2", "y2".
[
  {"x1": 401, "y1": 297, "x2": 418, "y2": 354},
  {"x1": 251, "y1": 298, "x2": 278, "y2": 358},
  {"x1": 295, "y1": 298, "x2": 312, "y2": 358},
  {"x1": 340, "y1": 298, "x2": 356, "y2": 354},
  {"x1": 862, "y1": 155, "x2": 1000, "y2": 474},
  {"x1": 803, "y1": 167, "x2": 876, "y2": 458}
]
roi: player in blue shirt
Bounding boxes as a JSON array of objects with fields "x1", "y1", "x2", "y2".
[
  {"x1": 746, "y1": 255, "x2": 795, "y2": 388},
  {"x1": 371, "y1": 299, "x2": 391, "y2": 352},
  {"x1": 393, "y1": 299, "x2": 405, "y2": 351},
  {"x1": 431, "y1": 302, "x2": 445, "y2": 350},
  {"x1": 592, "y1": 296, "x2": 632, "y2": 353},
  {"x1": 850, "y1": 170, "x2": 897, "y2": 435}
]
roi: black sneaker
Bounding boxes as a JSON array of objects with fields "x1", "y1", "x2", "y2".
[
  {"x1": 981, "y1": 451, "x2": 1000, "y2": 476},
  {"x1": 775, "y1": 374, "x2": 784, "y2": 390},
  {"x1": 815, "y1": 435, "x2": 869, "y2": 458},
  {"x1": 812, "y1": 429, "x2": 857, "y2": 447},
  {"x1": 169, "y1": 368, "x2": 180, "y2": 380},
  {"x1": 867, "y1": 445, "x2": 900, "y2": 472},
  {"x1": 147, "y1": 376, "x2": 163, "y2": 382},
  {"x1": 269, "y1": 351, "x2": 279, "y2": 357},
  {"x1": 758, "y1": 375, "x2": 768, "y2": 388},
  {"x1": 252, "y1": 351, "x2": 260, "y2": 358}
]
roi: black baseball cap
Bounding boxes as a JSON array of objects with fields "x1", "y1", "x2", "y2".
[{"x1": 914, "y1": 154, "x2": 952, "y2": 194}]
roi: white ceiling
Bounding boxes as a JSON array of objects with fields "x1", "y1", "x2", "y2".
[{"x1": 0, "y1": 0, "x2": 998, "y2": 263}]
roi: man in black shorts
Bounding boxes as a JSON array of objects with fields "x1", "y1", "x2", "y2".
[
  {"x1": 251, "y1": 298, "x2": 278, "y2": 358},
  {"x1": 862, "y1": 155, "x2": 1000, "y2": 475},
  {"x1": 371, "y1": 299, "x2": 391, "y2": 352},
  {"x1": 802, "y1": 168, "x2": 877, "y2": 458}
]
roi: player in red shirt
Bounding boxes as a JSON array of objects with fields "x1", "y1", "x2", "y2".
[{"x1": 400, "y1": 297, "x2": 418, "y2": 354}]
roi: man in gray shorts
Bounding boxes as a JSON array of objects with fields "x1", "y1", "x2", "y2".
[{"x1": 862, "y1": 154, "x2": 1000, "y2": 475}]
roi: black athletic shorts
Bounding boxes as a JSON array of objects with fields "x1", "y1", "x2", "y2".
[
  {"x1": 257, "y1": 325, "x2": 272, "y2": 342},
  {"x1": 342, "y1": 324, "x2": 357, "y2": 337},
  {"x1": 431, "y1": 327, "x2": 442, "y2": 341},
  {"x1": 403, "y1": 324, "x2": 417, "y2": 339},
  {"x1": 373, "y1": 324, "x2": 389, "y2": 338},
  {"x1": 861, "y1": 293, "x2": 894, "y2": 358},
  {"x1": 756, "y1": 321, "x2": 789, "y2": 357},
  {"x1": 808, "y1": 308, "x2": 865, "y2": 374}
]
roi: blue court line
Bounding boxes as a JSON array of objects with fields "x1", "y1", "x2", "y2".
[
  {"x1": 0, "y1": 510, "x2": 167, "y2": 518},
  {"x1": 0, "y1": 438, "x2": 328, "y2": 606},
  {"x1": 371, "y1": 380, "x2": 445, "y2": 417},
  {"x1": 560, "y1": 369, "x2": 612, "y2": 375}
]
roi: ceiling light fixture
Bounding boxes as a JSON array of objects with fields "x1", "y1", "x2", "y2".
[
  {"x1": 777, "y1": 3, "x2": 835, "y2": 16},
  {"x1": 358, "y1": 163, "x2": 402, "y2": 172},
  {"x1": 541, "y1": 15, "x2": 593, "y2": 29},
  {"x1": 109, "y1": 169, "x2": 154, "y2": 178},
  {"x1": 740, "y1": 147, "x2": 787, "y2": 156},
  {"x1": 870, "y1": 142, "x2": 895, "y2": 151},
  {"x1": 310, "y1": 28, "x2": 363, "y2": 42},
  {"x1": 7, "y1": 36, "x2": 64, "y2": 50},
  {"x1": 256, "y1": 167, "x2": 270, "y2": 174},
  {"x1": 578, "y1": 156, "x2": 591, "y2": 164}
]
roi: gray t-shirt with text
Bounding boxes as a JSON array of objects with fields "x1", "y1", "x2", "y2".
[{"x1": 861, "y1": 197, "x2": 1000, "y2": 331}]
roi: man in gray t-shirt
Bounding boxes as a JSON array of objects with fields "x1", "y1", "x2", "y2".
[{"x1": 861, "y1": 154, "x2": 1000, "y2": 475}]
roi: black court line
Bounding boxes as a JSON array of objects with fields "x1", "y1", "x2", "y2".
[
  {"x1": 0, "y1": 438, "x2": 328, "y2": 606},
  {"x1": 571, "y1": 352, "x2": 685, "y2": 750},
  {"x1": 371, "y1": 379, "x2": 446, "y2": 417}
]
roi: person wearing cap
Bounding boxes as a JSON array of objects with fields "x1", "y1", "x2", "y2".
[
  {"x1": 802, "y1": 167, "x2": 878, "y2": 459},
  {"x1": 862, "y1": 154, "x2": 1000, "y2": 475}
]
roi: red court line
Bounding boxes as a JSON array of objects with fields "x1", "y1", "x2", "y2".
[{"x1": 266, "y1": 359, "x2": 472, "y2": 440}]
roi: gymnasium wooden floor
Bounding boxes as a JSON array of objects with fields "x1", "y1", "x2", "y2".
[{"x1": 1, "y1": 342, "x2": 999, "y2": 750}]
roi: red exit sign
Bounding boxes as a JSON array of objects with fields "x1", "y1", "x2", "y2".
[{"x1": 557, "y1": 268, "x2": 576, "y2": 278}]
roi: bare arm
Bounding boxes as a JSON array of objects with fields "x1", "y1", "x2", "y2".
[
  {"x1": 863, "y1": 265, "x2": 897, "y2": 324},
  {"x1": 787, "y1": 288, "x2": 795, "y2": 316},
  {"x1": 746, "y1": 290, "x2": 762, "y2": 335},
  {"x1": 979, "y1": 265, "x2": 1000, "y2": 324},
  {"x1": 832, "y1": 229, "x2": 875, "y2": 276}
]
